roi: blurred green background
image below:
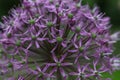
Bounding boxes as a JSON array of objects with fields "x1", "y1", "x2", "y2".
[{"x1": 0, "y1": 0, "x2": 120, "y2": 80}]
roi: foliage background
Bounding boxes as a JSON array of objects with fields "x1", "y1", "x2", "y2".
[{"x1": 0, "y1": 0, "x2": 120, "y2": 79}]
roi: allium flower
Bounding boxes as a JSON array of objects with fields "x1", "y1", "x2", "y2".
[{"x1": 0, "y1": 0, "x2": 120, "y2": 80}]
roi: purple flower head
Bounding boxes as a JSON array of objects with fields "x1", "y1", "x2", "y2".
[{"x1": 0, "y1": 0, "x2": 120, "y2": 80}]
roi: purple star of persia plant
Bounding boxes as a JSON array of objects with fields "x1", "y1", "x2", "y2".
[{"x1": 0, "y1": 0, "x2": 120, "y2": 80}]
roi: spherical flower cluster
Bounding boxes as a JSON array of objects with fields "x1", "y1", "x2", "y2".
[{"x1": 0, "y1": 0, "x2": 120, "y2": 80}]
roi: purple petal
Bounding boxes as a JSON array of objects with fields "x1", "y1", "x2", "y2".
[
  {"x1": 52, "y1": 53, "x2": 58, "y2": 62},
  {"x1": 68, "y1": 49, "x2": 78, "y2": 53},
  {"x1": 49, "y1": 67, "x2": 57, "y2": 76},
  {"x1": 82, "y1": 64, "x2": 89, "y2": 73},
  {"x1": 74, "y1": 53, "x2": 81, "y2": 63},
  {"x1": 18, "y1": 76, "x2": 24, "y2": 80},
  {"x1": 73, "y1": 43, "x2": 79, "y2": 49},
  {"x1": 61, "y1": 42, "x2": 67, "y2": 47},
  {"x1": 77, "y1": 63, "x2": 81, "y2": 73},
  {"x1": 59, "y1": 68, "x2": 66, "y2": 78},
  {"x1": 22, "y1": 37, "x2": 31, "y2": 42},
  {"x1": 69, "y1": 72, "x2": 78, "y2": 76},
  {"x1": 35, "y1": 41, "x2": 40, "y2": 48},
  {"x1": 27, "y1": 42, "x2": 32, "y2": 49},
  {"x1": 37, "y1": 38, "x2": 47, "y2": 41},
  {"x1": 36, "y1": 66, "x2": 42, "y2": 72},
  {"x1": 29, "y1": 68, "x2": 38, "y2": 75},
  {"x1": 35, "y1": 15, "x2": 44, "y2": 22},
  {"x1": 43, "y1": 65, "x2": 49, "y2": 72},
  {"x1": 47, "y1": 63, "x2": 57, "y2": 66},
  {"x1": 51, "y1": 44, "x2": 58, "y2": 54},
  {"x1": 60, "y1": 53, "x2": 68, "y2": 62},
  {"x1": 48, "y1": 39, "x2": 56, "y2": 43},
  {"x1": 79, "y1": 40, "x2": 82, "y2": 47}
]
